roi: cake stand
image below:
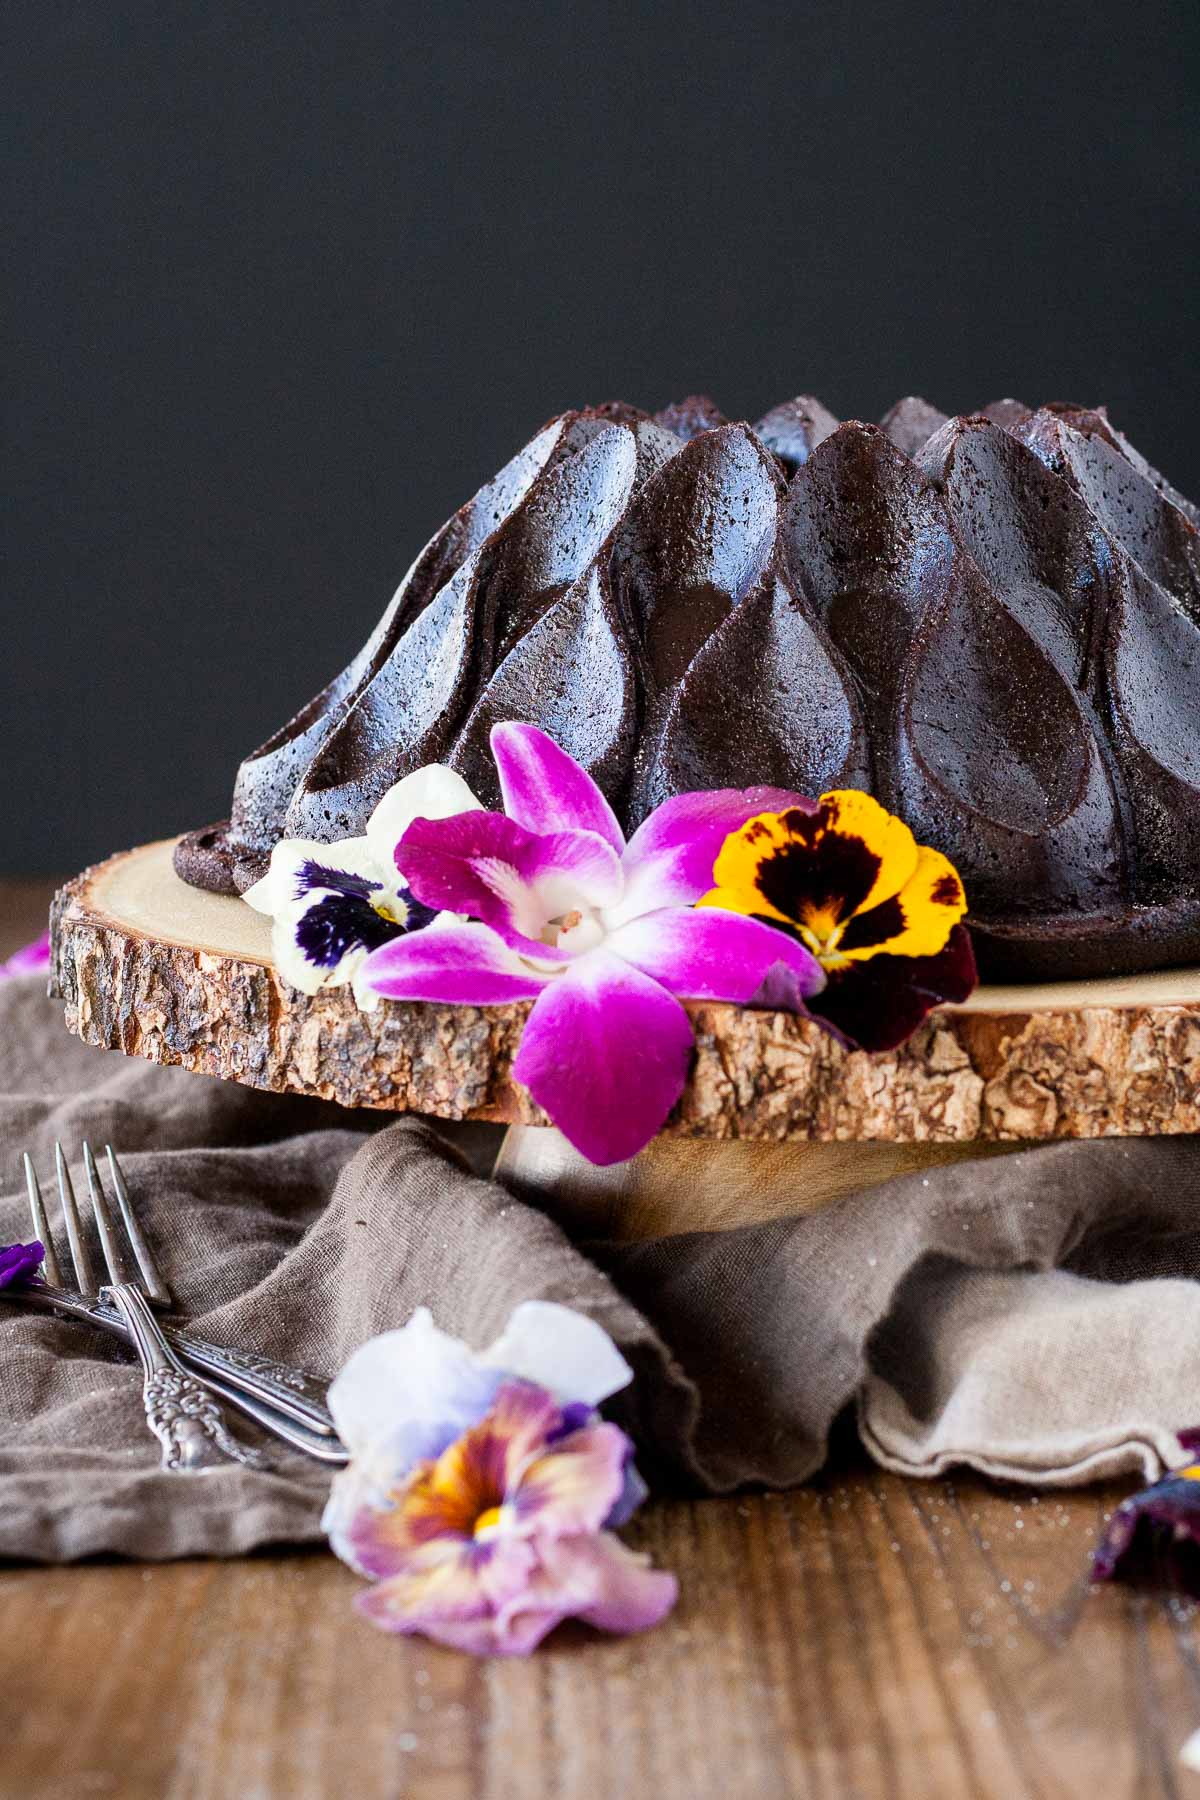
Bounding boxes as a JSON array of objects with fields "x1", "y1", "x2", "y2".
[{"x1": 50, "y1": 839, "x2": 1200, "y2": 1240}]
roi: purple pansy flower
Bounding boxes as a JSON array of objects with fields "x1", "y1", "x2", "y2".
[
  {"x1": 0, "y1": 1240, "x2": 44, "y2": 1287},
  {"x1": 362, "y1": 723, "x2": 825, "y2": 1163},
  {"x1": 1093, "y1": 1438, "x2": 1200, "y2": 1596},
  {"x1": 243, "y1": 766, "x2": 481, "y2": 1009},
  {"x1": 0, "y1": 933, "x2": 50, "y2": 981}
]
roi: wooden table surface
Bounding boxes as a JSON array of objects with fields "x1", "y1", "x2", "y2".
[{"x1": 5, "y1": 879, "x2": 1200, "y2": 1800}]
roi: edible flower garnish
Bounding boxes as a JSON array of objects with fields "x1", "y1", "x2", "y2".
[
  {"x1": 345, "y1": 1379, "x2": 675, "y2": 1655},
  {"x1": 323, "y1": 1300, "x2": 639, "y2": 1554},
  {"x1": 0, "y1": 933, "x2": 50, "y2": 981},
  {"x1": 0, "y1": 1240, "x2": 44, "y2": 1288},
  {"x1": 361, "y1": 723, "x2": 824, "y2": 1163},
  {"x1": 324, "y1": 1305, "x2": 672, "y2": 1655},
  {"x1": 698, "y1": 790, "x2": 976, "y2": 1051},
  {"x1": 1093, "y1": 1434, "x2": 1200, "y2": 1597},
  {"x1": 243, "y1": 766, "x2": 482, "y2": 1008}
]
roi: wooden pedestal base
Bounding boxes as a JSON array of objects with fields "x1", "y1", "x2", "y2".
[{"x1": 491, "y1": 1125, "x2": 1028, "y2": 1238}]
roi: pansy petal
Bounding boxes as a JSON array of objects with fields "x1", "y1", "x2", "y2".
[
  {"x1": 269, "y1": 891, "x2": 402, "y2": 995},
  {"x1": 397, "y1": 813, "x2": 624, "y2": 960},
  {"x1": 0, "y1": 1241, "x2": 44, "y2": 1287},
  {"x1": 512, "y1": 1421, "x2": 630, "y2": 1538},
  {"x1": 243, "y1": 836, "x2": 380, "y2": 915},
  {"x1": 442, "y1": 1379, "x2": 567, "y2": 1501},
  {"x1": 708, "y1": 794, "x2": 921, "y2": 943},
  {"x1": 813, "y1": 791, "x2": 920, "y2": 915},
  {"x1": 480, "y1": 1301, "x2": 633, "y2": 1406},
  {"x1": 610, "y1": 786, "x2": 813, "y2": 927},
  {"x1": 536, "y1": 1532, "x2": 679, "y2": 1635},
  {"x1": 354, "y1": 1536, "x2": 537, "y2": 1630},
  {"x1": 1093, "y1": 1461, "x2": 1200, "y2": 1594},
  {"x1": 608, "y1": 904, "x2": 825, "y2": 1003},
  {"x1": 513, "y1": 953, "x2": 693, "y2": 1165},
  {"x1": 365, "y1": 765, "x2": 483, "y2": 874},
  {"x1": 362, "y1": 919, "x2": 554, "y2": 1004},
  {"x1": 837, "y1": 845, "x2": 968, "y2": 962},
  {"x1": 491, "y1": 721, "x2": 625, "y2": 853},
  {"x1": 807, "y1": 925, "x2": 978, "y2": 1052},
  {"x1": 328, "y1": 1307, "x2": 506, "y2": 1465}
]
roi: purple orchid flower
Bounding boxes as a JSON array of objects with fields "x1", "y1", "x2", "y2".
[
  {"x1": 362, "y1": 724, "x2": 825, "y2": 1164},
  {"x1": 0, "y1": 1240, "x2": 44, "y2": 1288},
  {"x1": 0, "y1": 932, "x2": 50, "y2": 981}
]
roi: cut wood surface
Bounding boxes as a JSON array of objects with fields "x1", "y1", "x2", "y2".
[{"x1": 52, "y1": 839, "x2": 1200, "y2": 1142}]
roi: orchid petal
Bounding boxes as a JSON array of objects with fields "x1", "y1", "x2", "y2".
[
  {"x1": 480, "y1": 1301, "x2": 633, "y2": 1406},
  {"x1": 0, "y1": 934, "x2": 50, "y2": 981},
  {"x1": 365, "y1": 765, "x2": 483, "y2": 875},
  {"x1": 607, "y1": 904, "x2": 825, "y2": 1003},
  {"x1": 491, "y1": 721, "x2": 625, "y2": 853},
  {"x1": 513, "y1": 952, "x2": 693, "y2": 1164},
  {"x1": 362, "y1": 918, "x2": 554, "y2": 1004},
  {"x1": 610, "y1": 787, "x2": 815, "y2": 927},
  {"x1": 397, "y1": 813, "x2": 624, "y2": 960}
]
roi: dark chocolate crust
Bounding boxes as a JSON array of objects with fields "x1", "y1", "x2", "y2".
[{"x1": 180, "y1": 392, "x2": 1200, "y2": 982}]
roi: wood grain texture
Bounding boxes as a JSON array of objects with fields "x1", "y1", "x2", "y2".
[
  {"x1": 4, "y1": 1467, "x2": 1199, "y2": 1800},
  {"x1": 50, "y1": 840, "x2": 1200, "y2": 1144}
]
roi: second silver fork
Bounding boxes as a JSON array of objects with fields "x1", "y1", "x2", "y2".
[{"x1": 26, "y1": 1141, "x2": 269, "y2": 1472}]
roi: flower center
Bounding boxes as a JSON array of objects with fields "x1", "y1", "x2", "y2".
[
  {"x1": 372, "y1": 897, "x2": 407, "y2": 927},
  {"x1": 542, "y1": 906, "x2": 606, "y2": 954},
  {"x1": 473, "y1": 1504, "x2": 508, "y2": 1539},
  {"x1": 794, "y1": 904, "x2": 852, "y2": 970}
]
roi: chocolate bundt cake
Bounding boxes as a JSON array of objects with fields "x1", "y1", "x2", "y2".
[{"x1": 175, "y1": 393, "x2": 1200, "y2": 982}]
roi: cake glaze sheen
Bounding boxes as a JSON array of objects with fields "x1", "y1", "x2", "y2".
[{"x1": 175, "y1": 393, "x2": 1200, "y2": 982}]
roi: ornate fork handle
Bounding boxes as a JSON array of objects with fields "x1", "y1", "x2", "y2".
[
  {"x1": 170, "y1": 1331, "x2": 334, "y2": 1424},
  {"x1": 14, "y1": 1280, "x2": 336, "y2": 1436},
  {"x1": 105, "y1": 1283, "x2": 270, "y2": 1472}
]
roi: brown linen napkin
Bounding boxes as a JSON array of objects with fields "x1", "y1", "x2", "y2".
[{"x1": 2, "y1": 976, "x2": 1200, "y2": 1562}]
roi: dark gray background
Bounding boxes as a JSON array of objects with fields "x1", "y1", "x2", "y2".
[{"x1": 5, "y1": 0, "x2": 1198, "y2": 874}]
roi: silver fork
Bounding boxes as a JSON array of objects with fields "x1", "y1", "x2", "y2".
[
  {"x1": 18, "y1": 1143, "x2": 346, "y2": 1461},
  {"x1": 24, "y1": 1140, "x2": 272, "y2": 1472},
  {"x1": 17, "y1": 1144, "x2": 347, "y2": 1463}
]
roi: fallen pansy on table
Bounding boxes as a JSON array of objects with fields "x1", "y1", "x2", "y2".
[{"x1": 323, "y1": 1304, "x2": 675, "y2": 1655}]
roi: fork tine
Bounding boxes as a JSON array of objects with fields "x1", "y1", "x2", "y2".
[
  {"x1": 105, "y1": 1145, "x2": 171, "y2": 1306},
  {"x1": 83, "y1": 1141, "x2": 133, "y2": 1288},
  {"x1": 55, "y1": 1140, "x2": 96, "y2": 1295},
  {"x1": 22, "y1": 1153, "x2": 63, "y2": 1286}
]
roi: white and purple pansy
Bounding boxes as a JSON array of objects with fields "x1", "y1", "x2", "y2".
[
  {"x1": 322, "y1": 1301, "x2": 640, "y2": 1566},
  {"x1": 242, "y1": 766, "x2": 482, "y2": 1009},
  {"x1": 323, "y1": 1305, "x2": 672, "y2": 1655},
  {"x1": 361, "y1": 723, "x2": 826, "y2": 1163}
]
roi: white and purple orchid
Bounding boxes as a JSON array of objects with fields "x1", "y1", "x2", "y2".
[
  {"x1": 362, "y1": 724, "x2": 825, "y2": 1163},
  {"x1": 242, "y1": 766, "x2": 482, "y2": 1008}
]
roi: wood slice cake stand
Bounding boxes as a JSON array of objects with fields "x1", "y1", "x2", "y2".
[{"x1": 49, "y1": 839, "x2": 1200, "y2": 1241}]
